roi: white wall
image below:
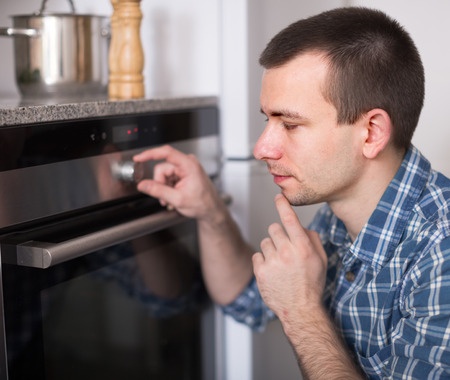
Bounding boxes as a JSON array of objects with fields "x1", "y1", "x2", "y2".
[{"x1": 0, "y1": 0, "x2": 220, "y2": 98}]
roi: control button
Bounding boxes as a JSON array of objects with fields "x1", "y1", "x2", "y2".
[{"x1": 112, "y1": 160, "x2": 144, "y2": 183}]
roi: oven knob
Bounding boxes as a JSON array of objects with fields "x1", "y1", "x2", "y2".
[{"x1": 112, "y1": 160, "x2": 144, "y2": 183}]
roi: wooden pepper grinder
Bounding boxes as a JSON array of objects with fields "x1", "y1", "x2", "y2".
[
  {"x1": 108, "y1": 0, "x2": 145, "y2": 99},
  {"x1": 108, "y1": 0, "x2": 120, "y2": 99}
]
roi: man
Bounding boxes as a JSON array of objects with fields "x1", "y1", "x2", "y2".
[{"x1": 134, "y1": 7, "x2": 450, "y2": 379}]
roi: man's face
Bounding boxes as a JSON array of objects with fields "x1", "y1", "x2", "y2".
[{"x1": 254, "y1": 52, "x2": 365, "y2": 206}]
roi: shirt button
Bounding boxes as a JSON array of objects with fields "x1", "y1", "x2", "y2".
[{"x1": 345, "y1": 271, "x2": 356, "y2": 282}]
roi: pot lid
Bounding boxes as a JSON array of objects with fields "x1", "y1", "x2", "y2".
[
  {"x1": 11, "y1": 0, "x2": 105, "y2": 18},
  {"x1": 10, "y1": 13, "x2": 106, "y2": 18}
]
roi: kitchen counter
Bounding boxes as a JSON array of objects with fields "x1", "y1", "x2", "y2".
[{"x1": 0, "y1": 96, "x2": 218, "y2": 127}]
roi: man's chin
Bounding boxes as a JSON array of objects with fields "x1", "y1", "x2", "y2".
[{"x1": 281, "y1": 190, "x2": 317, "y2": 207}]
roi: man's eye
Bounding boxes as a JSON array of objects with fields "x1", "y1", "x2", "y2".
[{"x1": 282, "y1": 122, "x2": 298, "y2": 130}]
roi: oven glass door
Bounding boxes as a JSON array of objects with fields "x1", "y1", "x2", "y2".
[{"x1": 0, "y1": 199, "x2": 215, "y2": 380}]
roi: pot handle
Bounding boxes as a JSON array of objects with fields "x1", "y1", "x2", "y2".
[
  {"x1": 39, "y1": 0, "x2": 76, "y2": 14},
  {"x1": 0, "y1": 27, "x2": 40, "y2": 37}
]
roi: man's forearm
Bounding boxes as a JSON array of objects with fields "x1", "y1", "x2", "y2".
[
  {"x1": 197, "y1": 205, "x2": 255, "y2": 305},
  {"x1": 282, "y1": 305, "x2": 364, "y2": 380}
]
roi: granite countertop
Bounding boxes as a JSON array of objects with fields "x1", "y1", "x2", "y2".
[{"x1": 0, "y1": 95, "x2": 218, "y2": 127}]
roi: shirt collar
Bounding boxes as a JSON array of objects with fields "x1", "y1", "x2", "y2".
[{"x1": 349, "y1": 145, "x2": 431, "y2": 270}]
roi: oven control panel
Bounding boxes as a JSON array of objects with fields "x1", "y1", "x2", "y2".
[{"x1": 0, "y1": 106, "x2": 218, "y2": 172}]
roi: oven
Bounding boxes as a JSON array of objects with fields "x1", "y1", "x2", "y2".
[{"x1": 0, "y1": 103, "x2": 221, "y2": 380}]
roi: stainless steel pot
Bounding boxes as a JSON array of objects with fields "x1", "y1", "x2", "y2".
[{"x1": 0, "y1": 0, "x2": 109, "y2": 99}]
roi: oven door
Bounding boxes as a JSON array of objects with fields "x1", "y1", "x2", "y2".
[{"x1": 0, "y1": 196, "x2": 217, "y2": 380}]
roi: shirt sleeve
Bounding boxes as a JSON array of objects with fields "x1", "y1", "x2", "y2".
[{"x1": 221, "y1": 276, "x2": 276, "y2": 331}]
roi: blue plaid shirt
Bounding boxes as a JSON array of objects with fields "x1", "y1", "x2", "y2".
[{"x1": 223, "y1": 146, "x2": 450, "y2": 379}]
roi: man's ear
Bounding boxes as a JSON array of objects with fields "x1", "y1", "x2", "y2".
[{"x1": 362, "y1": 108, "x2": 392, "y2": 159}]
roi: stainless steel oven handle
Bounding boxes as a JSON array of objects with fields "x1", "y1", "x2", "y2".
[
  {"x1": 6, "y1": 194, "x2": 232, "y2": 269},
  {"x1": 11, "y1": 209, "x2": 186, "y2": 269}
]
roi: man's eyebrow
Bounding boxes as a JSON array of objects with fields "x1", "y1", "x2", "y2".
[{"x1": 260, "y1": 108, "x2": 309, "y2": 121}]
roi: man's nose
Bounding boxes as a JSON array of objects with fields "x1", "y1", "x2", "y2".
[{"x1": 253, "y1": 124, "x2": 282, "y2": 161}]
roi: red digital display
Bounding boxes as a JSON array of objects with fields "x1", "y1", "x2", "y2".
[{"x1": 113, "y1": 125, "x2": 139, "y2": 143}]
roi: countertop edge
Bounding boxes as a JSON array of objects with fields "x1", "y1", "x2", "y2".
[{"x1": 0, "y1": 96, "x2": 219, "y2": 127}]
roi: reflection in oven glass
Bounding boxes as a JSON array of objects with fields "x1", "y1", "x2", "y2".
[{"x1": 3, "y1": 220, "x2": 211, "y2": 380}]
